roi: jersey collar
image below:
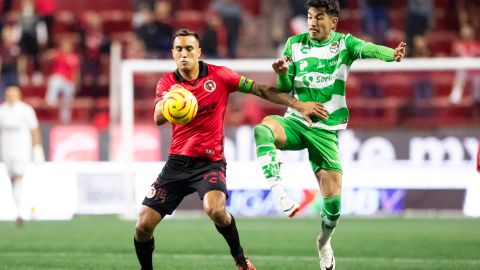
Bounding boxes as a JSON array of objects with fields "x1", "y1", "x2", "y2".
[
  {"x1": 174, "y1": 61, "x2": 208, "y2": 83},
  {"x1": 310, "y1": 31, "x2": 337, "y2": 47}
]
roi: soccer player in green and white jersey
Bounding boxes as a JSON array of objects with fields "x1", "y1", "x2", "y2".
[{"x1": 253, "y1": 0, "x2": 406, "y2": 269}]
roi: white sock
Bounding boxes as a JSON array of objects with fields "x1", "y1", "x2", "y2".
[
  {"x1": 12, "y1": 180, "x2": 23, "y2": 216},
  {"x1": 318, "y1": 228, "x2": 334, "y2": 248},
  {"x1": 270, "y1": 183, "x2": 288, "y2": 198}
]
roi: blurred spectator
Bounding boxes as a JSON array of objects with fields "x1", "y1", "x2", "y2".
[
  {"x1": 200, "y1": 12, "x2": 227, "y2": 58},
  {"x1": 132, "y1": 2, "x2": 153, "y2": 30},
  {"x1": 211, "y1": 0, "x2": 243, "y2": 58},
  {"x1": 1, "y1": 0, "x2": 13, "y2": 34},
  {"x1": 410, "y1": 35, "x2": 431, "y2": 58},
  {"x1": 457, "y1": 0, "x2": 480, "y2": 38},
  {"x1": 405, "y1": 0, "x2": 434, "y2": 56},
  {"x1": 133, "y1": 0, "x2": 156, "y2": 11},
  {"x1": 0, "y1": 25, "x2": 20, "y2": 101},
  {"x1": 125, "y1": 37, "x2": 147, "y2": 59},
  {"x1": 125, "y1": 37, "x2": 154, "y2": 99},
  {"x1": 288, "y1": 0, "x2": 307, "y2": 35},
  {"x1": 79, "y1": 12, "x2": 110, "y2": 98},
  {"x1": 450, "y1": 24, "x2": 480, "y2": 117},
  {"x1": 135, "y1": 0, "x2": 174, "y2": 58},
  {"x1": 409, "y1": 35, "x2": 435, "y2": 119},
  {"x1": 45, "y1": 38, "x2": 80, "y2": 124},
  {"x1": 358, "y1": 0, "x2": 389, "y2": 44},
  {"x1": 17, "y1": 0, "x2": 47, "y2": 86},
  {"x1": 359, "y1": 73, "x2": 384, "y2": 118},
  {"x1": 263, "y1": 0, "x2": 290, "y2": 56},
  {"x1": 34, "y1": 0, "x2": 56, "y2": 48}
]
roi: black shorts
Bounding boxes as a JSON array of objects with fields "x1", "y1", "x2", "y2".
[{"x1": 142, "y1": 154, "x2": 228, "y2": 217}]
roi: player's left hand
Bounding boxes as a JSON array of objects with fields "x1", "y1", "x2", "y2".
[
  {"x1": 272, "y1": 56, "x2": 291, "y2": 75},
  {"x1": 394, "y1": 42, "x2": 406, "y2": 62}
]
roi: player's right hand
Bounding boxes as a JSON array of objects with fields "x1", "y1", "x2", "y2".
[
  {"x1": 292, "y1": 101, "x2": 329, "y2": 126},
  {"x1": 272, "y1": 57, "x2": 291, "y2": 75}
]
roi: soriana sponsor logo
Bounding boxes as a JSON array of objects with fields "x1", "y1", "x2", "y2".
[{"x1": 50, "y1": 126, "x2": 99, "y2": 161}]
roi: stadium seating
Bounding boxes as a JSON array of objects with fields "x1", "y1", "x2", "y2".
[{"x1": 10, "y1": 0, "x2": 476, "y2": 127}]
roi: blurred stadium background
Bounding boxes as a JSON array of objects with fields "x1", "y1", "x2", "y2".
[{"x1": 0, "y1": 0, "x2": 479, "y2": 269}]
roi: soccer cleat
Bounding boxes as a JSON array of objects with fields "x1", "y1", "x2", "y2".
[
  {"x1": 317, "y1": 235, "x2": 335, "y2": 270},
  {"x1": 233, "y1": 253, "x2": 256, "y2": 270},
  {"x1": 271, "y1": 184, "x2": 300, "y2": 217}
]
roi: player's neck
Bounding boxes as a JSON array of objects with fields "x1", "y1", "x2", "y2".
[{"x1": 179, "y1": 66, "x2": 200, "y2": 81}]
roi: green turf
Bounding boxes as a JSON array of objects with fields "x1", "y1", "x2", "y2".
[{"x1": 0, "y1": 215, "x2": 479, "y2": 270}]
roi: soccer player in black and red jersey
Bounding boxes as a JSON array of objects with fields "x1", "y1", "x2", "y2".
[{"x1": 133, "y1": 29, "x2": 329, "y2": 270}]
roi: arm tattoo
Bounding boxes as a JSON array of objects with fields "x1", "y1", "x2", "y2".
[{"x1": 250, "y1": 83, "x2": 298, "y2": 108}]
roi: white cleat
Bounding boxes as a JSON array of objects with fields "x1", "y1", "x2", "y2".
[
  {"x1": 317, "y1": 236, "x2": 335, "y2": 270},
  {"x1": 271, "y1": 184, "x2": 300, "y2": 217}
]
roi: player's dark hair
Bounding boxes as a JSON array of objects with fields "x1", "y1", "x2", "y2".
[
  {"x1": 305, "y1": 0, "x2": 340, "y2": 16},
  {"x1": 173, "y1": 29, "x2": 200, "y2": 43}
]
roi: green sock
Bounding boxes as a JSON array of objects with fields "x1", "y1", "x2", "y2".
[
  {"x1": 321, "y1": 195, "x2": 341, "y2": 230},
  {"x1": 318, "y1": 195, "x2": 341, "y2": 246},
  {"x1": 254, "y1": 124, "x2": 280, "y2": 186}
]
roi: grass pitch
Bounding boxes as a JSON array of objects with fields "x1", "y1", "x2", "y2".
[{"x1": 1, "y1": 215, "x2": 479, "y2": 270}]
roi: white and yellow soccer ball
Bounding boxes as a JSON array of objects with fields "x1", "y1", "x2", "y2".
[{"x1": 162, "y1": 87, "x2": 198, "y2": 124}]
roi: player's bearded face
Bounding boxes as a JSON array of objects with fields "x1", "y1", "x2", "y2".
[
  {"x1": 172, "y1": 36, "x2": 201, "y2": 72},
  {"x1": 307, "y1": 7, "x2": 338, "y2": 41}
]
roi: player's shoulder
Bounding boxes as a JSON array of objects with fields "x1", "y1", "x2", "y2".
[
  {"x1": 318, "y1": 32, "x2": 351, "y2": 44},
  {"x1": 338, "y1": 32, "x2": 361, "y2": 42},
  {"x1": 204, "y1": 62, "x2": 224, "y2": 71},
  {"x1": 287, "y1": 33, "x2": 310, "y2": 44},
  {"x1": 204, "y1": 62, "x2": 234, "y2": 75},
  {"x1": 18, "y1": 101, "x2": 35, "y2": 111},
  {"x1": 160, "y1": 71, "x2": 176, "y2": 81},
  {"x1": 157, "y1": 71, "x2": 176, "y2": 86}
]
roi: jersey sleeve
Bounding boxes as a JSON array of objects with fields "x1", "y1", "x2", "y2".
[
  {"x1": 220, "y1": 66, "x2": 253, "y2": 94},
  {"x1": 154, "y1": 75, "x2": 171, "y2": 105},
  {"x1": 26, "y1": 106, "x2": 39, "y2": 129},
  {"x1": 346, "y1": 34, "x2": 395, "y2": 62},
  {"x1": 277, "y1": 37, "x2": 295, "y2": 92}
]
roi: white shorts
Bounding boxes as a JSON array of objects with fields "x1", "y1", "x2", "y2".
[{"x1": 2, "y1": 159, "x2": 29, "y2": 177}]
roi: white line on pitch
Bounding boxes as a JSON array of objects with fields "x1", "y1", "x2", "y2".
[{"x1": 2, "y1": 252, "x2": 479, "y2": 265}]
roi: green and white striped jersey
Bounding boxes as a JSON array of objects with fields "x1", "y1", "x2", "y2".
[{"x1": 278, "y1": 32, "x2": 395, "y2": 130}]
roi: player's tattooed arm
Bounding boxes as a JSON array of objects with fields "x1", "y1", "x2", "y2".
[
  {"x1": 154, "y1": 101, "x2": 169, "y2": 125},
  {"x1": 249, "y1": 84, "x2": 329, "y2": 125}
]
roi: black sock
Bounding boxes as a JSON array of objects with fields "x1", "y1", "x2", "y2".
[
  {"x1": 134, "y1": 237, "x2": 155, "y2": 270},
  {"x1": 215, "y1": 214, "x2": 244, "y2": 257}
]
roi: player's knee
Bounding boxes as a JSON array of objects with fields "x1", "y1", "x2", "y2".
[
  {"x1": 253, "y1": 123, "x2": 274, "y2": 141},
  {"x1": 135, "y1": 221, "x2": 155, "y2": 239},
  {"x1": 135, "y1": 211, "x2": 158, "y2": 239},
  {"x1": 204, "y1": 204, "x2": 227, "y2": 223}
]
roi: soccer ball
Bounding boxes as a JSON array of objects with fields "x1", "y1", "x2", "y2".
[{"x1": 162, "y1": 87, "x2": 198, "y2": 124}]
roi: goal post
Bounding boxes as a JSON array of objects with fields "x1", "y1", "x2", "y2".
[
  {"x1": 115, "y1": 57, "x2": 480, "y2": 162},
  {"x1": 111, "y1": 55, "x2": 480, "y2": 218}
]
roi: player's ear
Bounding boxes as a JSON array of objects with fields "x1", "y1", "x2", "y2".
[
  {"x1": 197, "y1": 47, "x2": 202, "y2": 58},
  {"x1": 331, "y1": 16, "x2": 339, "y2": 30}
]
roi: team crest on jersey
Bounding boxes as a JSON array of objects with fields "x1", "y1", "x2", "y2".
[
  {"x1": 146, "y1": 186, "x2": 156, "y2": 199},
  {"x1": 204, "y1": 79, "x2": 216, "y2": 92},
  {"x1": 330, "y1": 41, "x2": 339, "y2": 53}
]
